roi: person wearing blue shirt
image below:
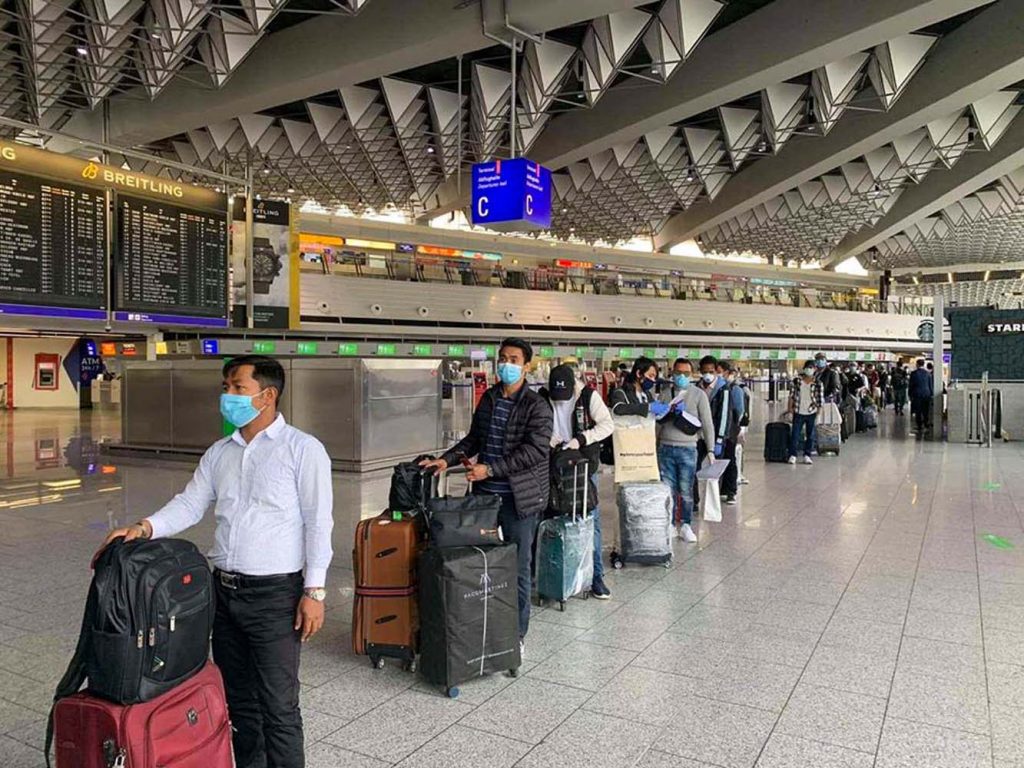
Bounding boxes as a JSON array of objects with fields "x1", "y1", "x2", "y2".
[{"x1": 908, "y1": 359, "x2": 934, "y2": 434}]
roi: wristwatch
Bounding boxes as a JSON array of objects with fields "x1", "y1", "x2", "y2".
[
  {"x1": 303, "y1": 588, "x2": 327, "y2": 602},
  {"x1": 252, "y1": 236, "x2": 282, "y2": 295}
]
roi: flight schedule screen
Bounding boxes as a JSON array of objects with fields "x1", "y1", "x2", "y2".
[
  {"x1": 0, "y1": 168, "x2": 106, "y2": 309},
  {"x1": 115, "y1": 195, "x2": 227, "y2": 319}
]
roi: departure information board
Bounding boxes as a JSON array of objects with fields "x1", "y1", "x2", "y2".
[
  {"x1": 0, "y1": 168, "x2": 107, "y2": 319},
  {"x1": 114, "y1": 195, "x2": 228, "y2": 326}
]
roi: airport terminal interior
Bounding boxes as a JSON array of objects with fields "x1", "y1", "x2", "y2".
[{"x1": 5, "y1": 0, "x2": 1024, "y2": 766}]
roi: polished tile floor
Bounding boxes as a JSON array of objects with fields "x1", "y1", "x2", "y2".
[{"x1": 1, "y1": 404, "x2": 1023, "y2": 767}]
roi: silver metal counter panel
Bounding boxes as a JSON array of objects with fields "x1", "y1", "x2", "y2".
[
  {"x1": 123, "y1": 363, "x2": 172, "y2": 447},
  {"x1": 289, "y1": 359, "x2": 357, "y2": 460},
  {"x1": 362, "y1": 359, "x2": 442, "y2": 464},
  {"x1": 171, "y1": 362, "x2": 224, "y2": 450}
]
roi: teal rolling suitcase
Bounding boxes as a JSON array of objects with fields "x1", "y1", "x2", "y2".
[{"x1": 536, "y1": 457, "x2": 594, "y2": 610}]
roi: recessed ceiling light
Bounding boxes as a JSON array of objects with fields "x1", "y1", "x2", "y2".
[
  {"x1": 76, "y1": 47, "x2": 88, "y2": 56},
  {"x1": 262, "y1": 168, "x2": 270, "y2": 175},
  {"x1": 287, "y1": 187, "x2": 294, "y2": 193},
  {"x1": 426, "y1": 146, "x2": 435, "y2": 154}
]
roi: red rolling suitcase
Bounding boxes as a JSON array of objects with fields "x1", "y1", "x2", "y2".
[{"x1": 50, "y1": 661, "x2": 233, "y2": 768}]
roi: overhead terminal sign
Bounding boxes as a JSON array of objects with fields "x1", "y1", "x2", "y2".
[{"x1": 471, "y1": 158, "x2": 551, "y2": 232}]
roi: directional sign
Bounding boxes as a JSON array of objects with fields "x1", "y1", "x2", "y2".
[{"x1": 471, "y1": 158, "x2": 552, "y2": 231}]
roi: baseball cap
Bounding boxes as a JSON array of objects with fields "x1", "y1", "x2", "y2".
[{"x1": 548, "y1": 364, "x2": 576, "y2": 401}]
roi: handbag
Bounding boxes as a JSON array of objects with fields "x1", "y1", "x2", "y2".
[
  {"x1": 819, "y1": 402, "x2": 841, "y2": 426},
  {"x1": 427, "y1": 469, "x2": 503, "y2": 548}
]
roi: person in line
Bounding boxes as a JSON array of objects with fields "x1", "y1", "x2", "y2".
[
  {"x1": 891, "y1": 363, "x2": 909, "y2": 415},
  {"x1": 909, "y1": 359, "x2": 934, "y2": 434},
  {"x1": 608, "y1": 356, "x2": 670, "y2": 420},
  {"x1": 102, "y1": 356, "x2": 334, "y2": 768},
  {"x1": 542, "y1": 363, "x2": 615, "y2": 599},
  {"x1": 788, "y1": 360, "x2": 824, "y2": 465},
  {"x1": 814, "y1": 353, "x2": 843, "y2": 402},
  {"x1": 700, "y1": 357, "x2": 743, "y2": 505},
  {"x1": 657, "y1": 358, "x2": 715, "y2": 542},
  {"x1": 421, "y1": 338, "x2": 551, "y2": 653}
]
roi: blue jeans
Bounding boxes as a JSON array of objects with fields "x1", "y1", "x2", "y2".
[
  {"x1": 592, "y1": 501, "x2": 604, "y2": 581},
  {"x1": 790, "y1": 413, "x2": 817, "y2": 458},
  {"x1": 657, "y1": 444, "x2": 697, "y2": 525}
]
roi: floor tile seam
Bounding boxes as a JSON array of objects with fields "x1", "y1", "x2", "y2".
[
  {"x1": 750, "y1": 473, "x2": 911, "y2": 768},
  {"x1": 971, "y1": 480, "x2": 1000, "y2": 767},
  {"x1": 769, "y1": 722, "x2": 880, "y2": 757},
  {"x1": 868, "y1": 475, "x2": 953, "y2": 768},
  {"x1": 320, "y1": 689, "x2": 476, "y2": 764},
  {"x1": 521, "y1": 670, "x2": 614, "y2": 695},
  {"x1": 451, "y1": 718, "x2": 544, "y2": 748}
]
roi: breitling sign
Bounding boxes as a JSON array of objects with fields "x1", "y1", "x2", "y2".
[{"x1": 0, "y1": 139, "x2": 225, "y2": 210}]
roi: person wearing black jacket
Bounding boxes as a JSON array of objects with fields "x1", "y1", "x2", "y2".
[
  {"x1": 608, "y1": 356, "x2": 671, "y2": 420},
  {"x1": 814, "y1": 353, "x2": 842, "y2": 402},
  {"x1": 421, "y1": 338, "x2": 552, "y2": 647}
]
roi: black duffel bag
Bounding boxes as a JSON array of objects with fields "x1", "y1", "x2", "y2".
[
  {"x1": 389, "y1": 454, "x2": 435, "y2": 512},
  {"x1": 549, "y1": 448, "x2": 597, "y2": 517},
  {"x1": 428, "y1": 468, "x2": 503, "y2": 548}
]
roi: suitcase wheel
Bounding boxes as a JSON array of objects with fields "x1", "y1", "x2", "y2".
[
  {"x1": 558, "y1": 600, "x2": 566, "y2": 612},
  {"x1": 663, "y1": 561, "x2": 672, "y2": 569},
  {"x1": 508, "y1": 667, "x2": 520, "y2": 678},
  {"x1": 406, "y1": 659, "x2": 417, "y2": 674},
  {"x1": 372, "y1": 657, "x2": 385, "y2": 670},
  {"x1": 446, "y1": 686, "x2": 460, "y2": 699}
]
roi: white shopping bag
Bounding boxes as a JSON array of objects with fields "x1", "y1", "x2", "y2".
[{"x1": 698, "y1": 457, "x2": 723, "y2": 523}]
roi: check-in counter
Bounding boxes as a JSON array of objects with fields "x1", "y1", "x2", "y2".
[{"x1": 119, "y1": 358, "x2": 443, "y2": 471}]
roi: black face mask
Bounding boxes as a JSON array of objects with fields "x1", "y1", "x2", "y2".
[{"x1": 641, "y1": 378, "x2": 656, "y2": 392}]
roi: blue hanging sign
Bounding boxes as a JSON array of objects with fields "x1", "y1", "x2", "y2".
[
  {"x1": 471, "y1": 158, "x2": 552, "y2": 231},
  {"x1": 201, "y1": 339, "x2": 220, "y2": 355}
]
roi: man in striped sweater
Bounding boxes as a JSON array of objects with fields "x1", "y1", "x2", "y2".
[{"x1": 422, "y1": 338, "x2": 552, "y2": 652}]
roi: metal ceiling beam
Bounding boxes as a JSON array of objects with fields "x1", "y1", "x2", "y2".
[
  {"x1": 653, "y1": 0, "x2": 1024, "y2": 252},
  {"x1": 822, "y1": 115, "x2": 1024, "y2": 268},
  {"x1": 419, "y1": 0, "x2": 993, "y2": 221},
  {"x1": 55, "y1": 0, "x2": 651, "y2": 149},
  {"x1": 535, "y1": 0, "x2": 994, "y2": 169}
]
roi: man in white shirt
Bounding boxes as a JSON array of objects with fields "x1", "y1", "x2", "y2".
[{"x1": 101, "y1": 355, "x2": 334, "y2": 768}]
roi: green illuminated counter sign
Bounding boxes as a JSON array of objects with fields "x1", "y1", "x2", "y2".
[
  {"x1": 376, "y1": 343, "x2": 397, "y2": 356},
  {"x1": 252, "y1": 341, "x2": 276, "y2": 354},
  {"x1": 447, "y1": 344, "x2": 465, "y2": 357},
  {"x1": 413, "y1": 344, "x2": 432, "y2": 356},
  {"x1": 296, "y1": 342, "x2": 318, "y2": 355},
  {"x1": 539, "y1": 347, "x2": 555, "y2": 358},
  {"x1": 338, "y1": 343, "x2": 359, "y2": 356}
]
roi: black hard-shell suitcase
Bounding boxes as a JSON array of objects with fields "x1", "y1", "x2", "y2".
[
  {"x1": 764, "y1": 422, "x2": 791, "y2": 462},
  {"x1": 417, "y1": 544, "x2": 521, "y2": 698}
]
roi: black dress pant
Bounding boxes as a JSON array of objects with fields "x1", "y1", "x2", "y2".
[
  {"x1": 213, "y1": 571, "x2": 305, "y2": 768},
  {"x1": 720, "y1": 439, "x2": 739, "y2": 497}
]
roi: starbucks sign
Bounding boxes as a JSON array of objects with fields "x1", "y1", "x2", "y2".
[{"x1": 917, "y1": 320, "x2": 934, "y2": 343}]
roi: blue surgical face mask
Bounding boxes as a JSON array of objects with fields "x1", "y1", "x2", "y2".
[
  {"x1": 701, "y1": 372, "x2": 716, "y2": 384},
  {"x1": 641, "y1": 377, "x2": 656, "y2": 392},
  {"x1": 815, "y1": 359, "x2": 826, "y2": 369},
  {"x1": 802, "y1": 368, "x2": 815, "y2": 377},
  {"x1": 496, "y1": 362, "x2": 522, "y2": 386},
  {"x1": 674, "y1": 374, "x2": 690, "y2": 389},
  {"x1": 220, "y1": 390, "x2": 266, "y2": 428}
]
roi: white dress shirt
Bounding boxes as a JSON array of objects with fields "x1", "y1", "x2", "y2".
[{"x1": 147, "y1": 414, "x2": 334, "y2": 588}]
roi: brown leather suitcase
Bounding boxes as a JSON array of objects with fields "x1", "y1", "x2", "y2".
[{"x1": 352, "y1": 510, "x2": 426, "y2": 671}]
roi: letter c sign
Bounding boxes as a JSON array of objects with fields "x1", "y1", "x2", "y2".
[
  {"x1": 477, "y1": 196, "x2": 488, "y2": 218},
  {"x1": 525, "y1": 194, "x2": 533, "y2": 216}
]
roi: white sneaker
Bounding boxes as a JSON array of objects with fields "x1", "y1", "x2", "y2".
[
  {"x1": 519, "y1": 639, "x2": 525, "y2": 659},
  {"x1": 681, "y1": 523, "x2": 698, "y2": 543},
  {"x1": 787, "y1": 456, "x2": 797, "y2": 465},
  {"x1": 739, "y1": 476, "x2": 750, "y2": 485},
  {"x1": 801, "y1": 456, "x2": 814, "y2": 465}
]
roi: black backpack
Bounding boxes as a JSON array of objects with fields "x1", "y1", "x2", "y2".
[
  {"x1": 46, "y1": 538, "x2": 213, "y2": 761},
  {"x1": 388, "y1": 454, "x2": 435, "y2": 512},
  {"x1": 549, "y1": 449, "x2": 598, "y2": 517}
]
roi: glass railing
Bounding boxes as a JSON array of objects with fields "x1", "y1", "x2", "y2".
[{"x1": 300, "y1": 252, "x2": 930, "y2": 316}]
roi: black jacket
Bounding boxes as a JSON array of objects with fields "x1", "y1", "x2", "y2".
[
  {"x1": 608, "y1": 383, "x2": 652, "y2": 416},
  {"x1": 442, "y1": 383, "x2": 552, "y2": 519}
]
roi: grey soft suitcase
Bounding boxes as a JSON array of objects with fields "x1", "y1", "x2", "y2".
[
  {"x1": 536, "y1": 458, "x2": 594, "y2": 610},
  {"x1": 615, "y1": 482, "x2": 673, "y2": 567},
  {"x1": 817, "y1": 423, "x2": 841, "y2": 454}
]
